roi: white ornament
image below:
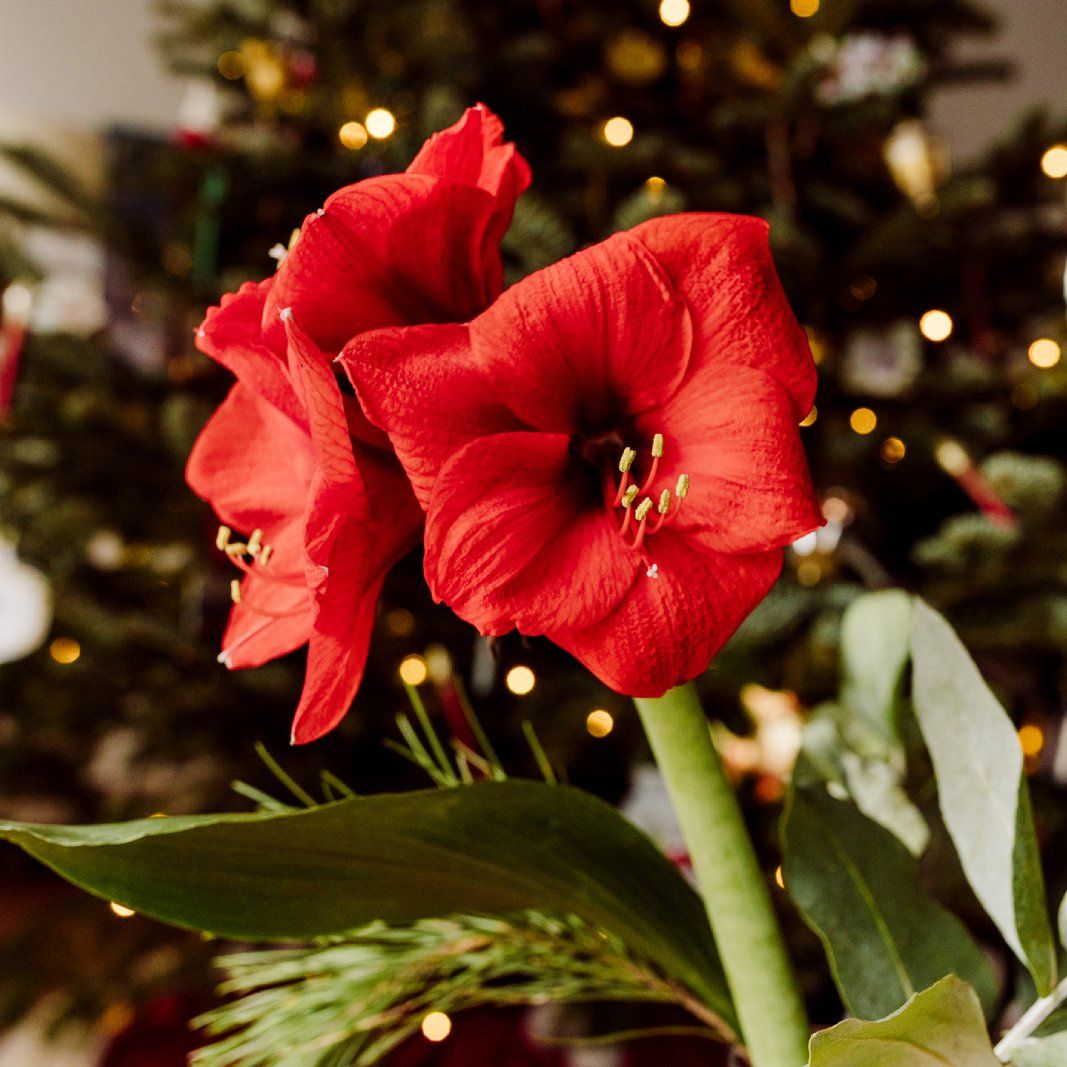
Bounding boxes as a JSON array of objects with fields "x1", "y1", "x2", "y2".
[{"x1": 0, "y1": 541, "x2": 52, "y2": 664}]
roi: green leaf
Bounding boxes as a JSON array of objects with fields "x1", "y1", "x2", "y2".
[
  {"x1": 0, "y1": 780, "x2": 734, "y2": 1032},
  {"x1": 1059, "y1": 891, "x2": 1067, "y2": 949},
  {"x1": 910, "y1": 600, "x2": 1057, "y2": 994},
  {"x1": 783, "y1": 785, "x2": 996, "y2": 1020},
  {"x1": 1014, "y1": 1032, "x2": 1067, "y2": 1067},
  {"x1": 839, "y1": 590, "x2": 913, "y2": 745},
  {"x1": 807, "y1": 976, "x2": 999, "y2": 1066}
]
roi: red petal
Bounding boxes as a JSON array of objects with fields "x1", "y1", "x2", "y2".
[
  {"x1": 469, "y1": 232, "x2": 693, "y2": 433},
  {"x1": 633, "y1": 365, "x2": 823, "y2": 553},
  {"x1": 550, "y1": 535, "x2": 784, "y2": 697},
  {"x1": 424, "y1": 432, "x2": 639, "y2": 635},
  {"x1": 264, "y1": 175, "x2": 509, "y2": 354},
  {"x1": 185, "y1": 383, "x2": 312, "y2": 533},
  {"x1": 406, "y1": 102, "x2": 531, "y2": 210},
  {"x1": 631, "y1": 215, "x2": 817, "y2": 419},
  {"x1": 339, "y1": 322, "x2": 524, "y2": 510},
  {"x1": 196, "y1": 280, "x2": 304, "y2": 427}
]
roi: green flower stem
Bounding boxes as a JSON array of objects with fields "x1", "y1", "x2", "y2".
[{"x1": 635, "y1": 682, "x2": 809, "y2": 1067}]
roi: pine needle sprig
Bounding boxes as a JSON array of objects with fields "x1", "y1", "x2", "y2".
[{"x1": 192, "y1": 911, "x2": 725, "y2": 1067}]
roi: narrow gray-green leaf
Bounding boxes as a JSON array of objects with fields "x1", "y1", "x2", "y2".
[
  {"x1": 0, "y1": 780, "x2": 733, "y2": 1031},
  {"x1": 807, "y1": 976, "x2": 999, "y2": 1066},
  {"x1": 1059, "y1": 891, "x2": 1067, "y2": 950},
  {"x1": 840, "y1": 589, "x2": 913, "y2": 746},
  {"x1": 783, "y1": 786, "x2": 996, "y2": 1020},
  {"x1": 1013, "y1": 1032, "x2": 1067, "y2": 1067},
  {"x1": 911, "y1": 599, "x2": 1056, "y2": 994}
]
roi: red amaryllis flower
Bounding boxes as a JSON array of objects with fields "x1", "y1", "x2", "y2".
[
  {"x1": 186, "y1": 105, "x2": 529, "y2": 740},
  {"x1": 341, "y1": 215, "x2": 822, "y2": 696}
]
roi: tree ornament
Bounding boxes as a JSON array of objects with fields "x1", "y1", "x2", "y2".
[
  {"x1": 175, "y1": 80, "x2": 222, "y2": 150},
  {"x1": 0, "y1": 540, "x2": 52, "y2": 665},
  {"x1": 814, "y1": 33, "x2": 924, "y2": 106},
  {"x1": 239, "y1": 38, "x2": 289, "y2": 107},
  {"x1": 841, "y1": 320, "x2": 923, "y2": 397},
  {"x1": 0, "y1": 281, "x2": 33, "y2": 417},
  {"x1": 883, "y1": 119, "x2": 949, "y2": 213},
  {"x1": 604, "y1": 30, "x2": 668, "y2": 85}
]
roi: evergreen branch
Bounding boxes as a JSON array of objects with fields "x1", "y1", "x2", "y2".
[{"x1": 192, "y1": 912, "x2": 728, "y2": 1067}]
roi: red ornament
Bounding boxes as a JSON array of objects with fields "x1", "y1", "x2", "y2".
[
  {"x1": 342, "y1": 215, "x2": 822, "y2": 697},
  {"x1": 186, "y1": 105, "x2": 528, "y2": 742}
]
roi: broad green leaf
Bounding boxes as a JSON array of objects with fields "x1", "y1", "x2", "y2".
[
  {"x1": 911, "y1": 600, "x2": 1057, "y2": 994},
  {"x1": 1059, "y1": 891, "x2": 1067, "y2": 949},
  {"x1": 1014, "y1": 1032, "x2": 1067, "y2": 1067},
  {"x1": 839, "y1": 589, "x2": 913, "y2": 746},
  {"x1": 0, "y1": 780, "x2": 734, "y2": 1031},
  {"x1": 783, "y1": 786, "x2": 996, "y2": 1021},
  {"x1": 807, "y1": 976, "x2": 999, "y2": 1066}
]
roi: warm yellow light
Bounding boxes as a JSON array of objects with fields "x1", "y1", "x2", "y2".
[
  {"x1": 398, "y1": 654, "x2": 428, "y2": 686},
  {"x1": 658, "y1": 0, "x2": 691, "y2": 27},
  {"x1": 799, "y1": 405, "x2": 817, "y2": 427},
  {"x1": 645, "y1": 175, "x2": 667, "y2": 195},
  {"x1": 602, "y1": 116, "x2": 634, "y2": 148},
  {"x1": 1018, "y1": 724, "x2": 1044, "y2": 758},
  {"x1": 880, "y1": 436, "x2": 906, "y2": 463},
  {"x1": 505, "y1": 665, "x2": 536, "y2": 695},
  {"x1": 790, "y1": 0, "x2": 820, "y2": 16},
  {"x1": 421, "y1": 1011, "x2": 452, "y2": 1042},
  {"x1": 1028, "y1": 338, "x2": 1062, "y2": 369},
  {"x1": 338, "y1": 120, "x2": 368, "y2": 149},
  {"x1": 774, "y1": 866, "x2": 785, "y2": 889},
  {"x1": 849, "y1": 407, "x2": 877, "y2": 435},
  {"x1": 796, "y1": 560, "x2": 822, "y2": 587},
  {"x1": 217, "y1": 50, "x2": 245, "y2": 80},
  {"x1": 365, "y1": 108, "x2": 397, "y2": 139},
  {"x1": 386, "y1": 608, "x2": 415, "y2": 636},
  {"x1": 1040, "y1": 144, "x2": 1067, "y2": 179},
  {"x1": 110, "y1": 901, "x2": 135, "y2": 918},
  {"x1": 935, "y1": 439, "x2": 969, "y2": 476},
  {"x1": 49, "y1": 637, "x2": 81, "y2": 664},
  {"x1": 586, "y1": 709, "x2": 615, "y2": 738},
  {"x1": 919, "y1": 309, "x2": 953, "y2": 342}
]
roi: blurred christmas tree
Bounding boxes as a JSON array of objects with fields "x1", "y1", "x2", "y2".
[{"x1": 1, "y1": 0, "x2": 1067, "y2": 1059}]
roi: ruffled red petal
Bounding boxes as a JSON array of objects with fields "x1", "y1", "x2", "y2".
[
  {"x1": 339, "y1": 322, "x2": 525, "y2": 510},
  {"x1": 631, "y1": 215, "x2": 817, "y2": 420},
  {"x1": 423, "y1": 432, "x2": 639, "y2": 635},
  {"x1": 550, "y1": 535, "x2": 784, "y2": 697},
  {"x1": 469, "y1": 232, "x2": 693, "y2": 433},
  {"x1": 633, "y1": 365, "x2": 822, "y2": 553}
]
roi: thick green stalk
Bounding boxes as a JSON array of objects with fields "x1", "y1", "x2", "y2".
[{"x1": 635, "y1": 683, "x2": 809, "y2": 1067}]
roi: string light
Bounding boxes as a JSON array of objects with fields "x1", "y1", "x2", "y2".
[
  {"x1": 109, "y1": 902, "x2": 135, "y2": 918},
  {"x1": 217, "y1": 50, "x2": 245, "y2": 79},
  {"x1": 880, "y1": 436, "x2": 906, "y2": 463},
  {"x1": 49, "y1": 637, "x2": 81, "y2": 664},
  {"x1": 338, "y1": 121, "x2": 368, "y2": 149},
  {"x1": 602, "y1": 116, "x2": 634, "y2": 147},
  {"x1": 919, "y1": 309, "x2": 953, "y2": 342},
  {"x1": 398, "y1": 655, "x2": 428, "y2": 686},
  {"x1": 505, "y1": 665, "x2": 536, "y2": 695},
  {"x1": 421, "y1": 1012, "x2": 452, "y2": 1042},
  {"x1": 365, "y1": 108, "x2": 397, "y2": 139},
  {"x1": 790, "y1": 0, "x2": 819, "y2": 16},
  {"x1": 1028, "y1": 338, "x2": 1061, "y2": 369},
  {"x1": 658, "y1": 0, "x2": 690, "y2": 27},
  {"x1": 799, "y1": 405, "x2": 817, "y2": 427},
  {"x1": 645, "y1": 175, "x2": 667, "y2": 196},
  {"x1": 1019, "y1": 724, "x2": 1044, "y2": 759},
  {"x1": 1040, "y1": 145, "x2": 1067, "y2": 179},
  {"x1": 586, "y1": 709, "x2": 615, "y2": 738},
  {"x1": 849, "y1": 407, "x2": 877, "y2": 435},
  {"x1": 386, "y1": 608, "x2": 415, "y2": 636}
]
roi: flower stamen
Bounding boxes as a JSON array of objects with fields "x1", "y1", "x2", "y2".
[
  {"x1": 631, "y1": 496, "x2": 654, "y2": 551},
  {"x1": 637, "y1": 433, "x2": 664, "y2": 495},
  {"x1": 613, "y1": 446, "x2": 637, "y2": 506}
]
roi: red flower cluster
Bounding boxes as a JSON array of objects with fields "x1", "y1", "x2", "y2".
[
  {"x1": 187, "y1": 106, "x2": 530, "y2": 742},
  {"x1": 189, "y1": 103, "x2": 820, "y2": 738}
]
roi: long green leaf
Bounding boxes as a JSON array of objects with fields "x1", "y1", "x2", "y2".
[
  {"x1": 0, "y1": 780, "x2": 733, "y2": 1031},
  {"x1": 783, "y1": 785, "x2": 996, "y2": 1020},
  {"x1": 807, "y1": 976, "x2": 999, "y2": 1066},
  {"x1": 910, "y1": 600, "x2": 1057, "y2": 994}
]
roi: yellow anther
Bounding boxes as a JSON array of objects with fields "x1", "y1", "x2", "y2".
[
  {"x1": 621, "y1": 485, "x2": 639, "y2": 508},
  {"x1": 676, "y1": 473, "x2": 690, "y2": 499},
  {"x1": 635, "y1": 497, "x2": 653, "y2": 522},
  {"x1": 230, "y1": 579, "x2": 242, "y2": 604},
  {"x1": 225, "y1": 541, "x2": 249, "y2": 558},
  {"x1": 651, "y1": 433, "x2": 664, "y2": 458},
  {"x1": 658, "y1": 489, "x2": 671, "y2": 514},
  {"x1": 287, "y1": 227, "x2": 300, "y2": 250},
  {"x1": 247, "y1": 529, "x2": 263, "y2": 557},
  {"x1": 259, "y1": 544, "x2": 274, "y2": 567},
  {"x1": 619, "y1": 447, "x2": 637, "y2": 473},
  {"x1": 216, "y1": 525, "x2": 232, "y2": 551}
]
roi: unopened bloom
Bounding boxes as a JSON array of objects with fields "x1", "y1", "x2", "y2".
[{"x1": 342, "y1": 215, "x2": 822, "y2": 696}]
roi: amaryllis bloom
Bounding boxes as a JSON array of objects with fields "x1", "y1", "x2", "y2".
[
  {"x1": 341, "y1": 215, "x2": 823, "y2": 696},
  {"x1": 186, "y1": 105, "x2": 529, "y2": 740}
]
